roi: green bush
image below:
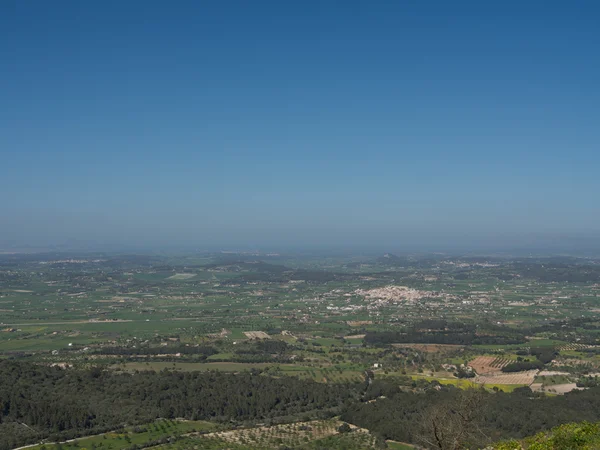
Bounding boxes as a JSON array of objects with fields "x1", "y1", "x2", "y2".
[{"x1": 493, "y1": 422, "x2": 600, "y2": 449}]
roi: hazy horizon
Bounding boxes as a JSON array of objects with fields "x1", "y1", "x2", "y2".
[
  {"x1": 3, "y1": 1, "x2": 599, "y2": 252},
  {"x1": 2, "y1": 231, "x2": 600, "y2": 257}
]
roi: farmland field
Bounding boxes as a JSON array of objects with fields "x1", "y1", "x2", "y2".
[
  {"x1": 475, "y1": 370, "x2": 538, "y2": 386},
  {"x1": 24, "y1": 420, "x2": 216, "y2": 450},
  {"x1": 469, "y1": 356, "x2": 511, "y2": 374},
  {"x1": 2, "y1": 251, "x2": 600, "y2": 449}
]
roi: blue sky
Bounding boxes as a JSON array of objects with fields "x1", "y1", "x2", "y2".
[{"x1": 1, "y1": 1, "x2": 599, "y2": 250}]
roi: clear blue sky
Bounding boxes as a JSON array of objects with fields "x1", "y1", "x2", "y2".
[{"x1": 2, "y1": 1, "x2": 599, "y2": 251}]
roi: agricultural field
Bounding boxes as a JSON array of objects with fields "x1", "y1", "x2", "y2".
[
  {"x1": 157, "y1": 431, "x2": 382, "y2": 450},
  {"x1": 475, "y1": 370, "x2": 538, "y2": 386},
  {"x1": 468, "y1": 356, "x2": 512, "y2": 374},
  {"x1": 2, "y1": 251, "x2": 600, "y2": 449},
  {"x1": 197, "y1": 419, "x2": 371, "y2": 448},
  {"x1": 1, "y1": 251, "x2": 599, "y2": 386},
  {"x1": 22, "y1": 419, "x2": 217, "y2": 450},
  {"x1": 19, "y1": 419, "x2": 381, "y2": 450}
]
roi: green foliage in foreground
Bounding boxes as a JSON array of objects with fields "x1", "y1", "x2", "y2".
[{"x1": 493, "y1": 422, "x2": 600, "y2": 449}]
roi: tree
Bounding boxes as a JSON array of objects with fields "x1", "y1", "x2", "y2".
[
  {"x1": 338, "y1": 423, "x2": 352, "y2": 433},
  {"x1": 417, "y1": 388, "x2": 489, "y2": 450}
]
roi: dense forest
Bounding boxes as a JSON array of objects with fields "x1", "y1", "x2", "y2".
[
  {"x1": 0, "y1": 361, "x2": 356, "y2": 450},
  {"x1": 342, "y1": 380, "x2": 600, "y2": 447}
]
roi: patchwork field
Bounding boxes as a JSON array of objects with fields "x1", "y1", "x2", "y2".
[
  {"x1": 243, "y1": 331, "x2": 271, "y2": 339},
  {"x1": 476, "y1": 370, "x2": 538, "y2": 385},
  {"x1": 469, "y1": 356, "x2": 511, "y2": 374},
  {"x1": 2, "y1": 251, "x2": 600, "y2": 450},
  {"x1": 166, "y1": 273, "x2": 196, "y2": 280},
  {"x1": 197, "y1": 419, "x2": 372, "y2": 448}
]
